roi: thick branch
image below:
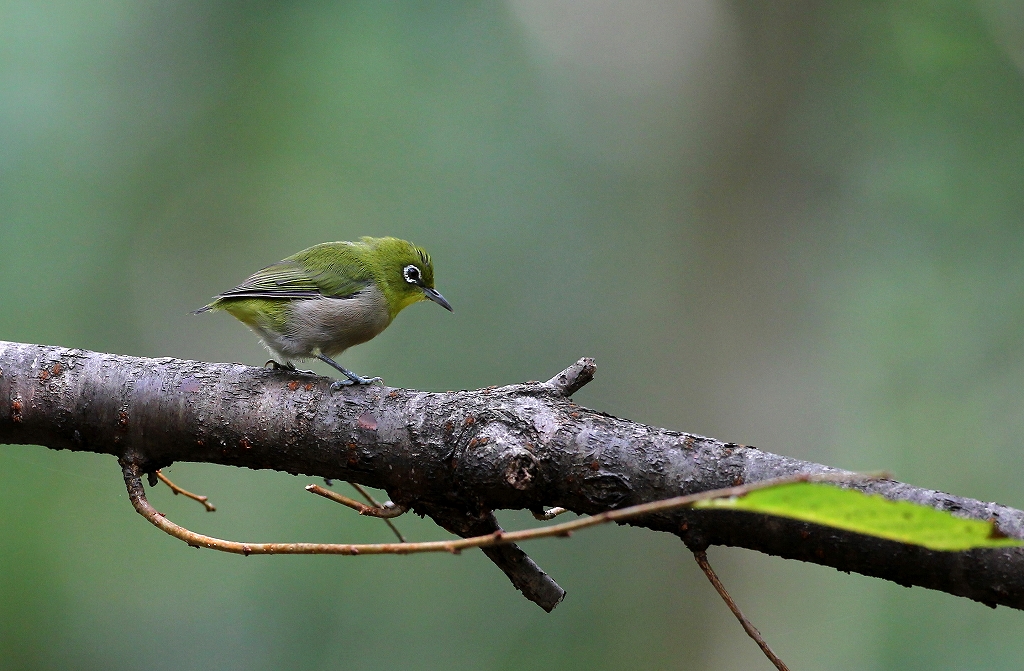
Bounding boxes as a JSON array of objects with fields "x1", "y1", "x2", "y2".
[{"x1": 2, "y1": 341, "x2": 1024, "y2": 610}]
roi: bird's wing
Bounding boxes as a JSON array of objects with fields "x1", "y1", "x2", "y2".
[{"x1": 215, "y1": 257, "x2": 371, "y2": 300}]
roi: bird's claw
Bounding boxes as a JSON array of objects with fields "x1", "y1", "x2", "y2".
[
  {"x1": 265, "y1": 360, "x2": 316, "y2": 375},
  {"x1": 329, "y1": 376, "x2": 383, "y2": 393}
]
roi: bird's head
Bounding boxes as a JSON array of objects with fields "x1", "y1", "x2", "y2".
[{"x1": 361, "y1": 236, "x2": 453, "y2": 318}]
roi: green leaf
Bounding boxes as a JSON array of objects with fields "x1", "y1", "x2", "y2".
[{"x1": 693, "y1": 482, "x2": 1021, "y2": 551}]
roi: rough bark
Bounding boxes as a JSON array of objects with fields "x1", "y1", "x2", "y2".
[{"x1": 2, "y1": 341, "x2": 1023, "y2": 611}]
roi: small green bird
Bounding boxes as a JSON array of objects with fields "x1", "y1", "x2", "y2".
[{"x1": 195, "y1": 236, "x2": 452, "y2": 388}]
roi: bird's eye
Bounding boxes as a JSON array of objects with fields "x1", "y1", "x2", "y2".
[{"x1": 403, "y1": 265, "x2": 421, "y2": 284}]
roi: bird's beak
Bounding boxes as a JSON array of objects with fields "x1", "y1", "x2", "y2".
[{"x1": 423, "y1": 287, "x2": 453, "y2": 312}]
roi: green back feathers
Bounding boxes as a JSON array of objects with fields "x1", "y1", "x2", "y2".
[
  {"x1": 198, "y1": 237, "x2": 438, "y2": 321},
  {"x1": 214, "y1": 297, "x2": 293, "y2": 333}
]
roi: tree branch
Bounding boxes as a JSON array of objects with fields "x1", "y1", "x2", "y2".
[
  {"x1": 2, "y1": 340, "x2": 1024, "y2": 611},
  {"x1": 694, "y1": 550, "x2": 790, "y2": 670},
  {"x1": 156, "y1": 469, "x2": 217, "y2": 511}
]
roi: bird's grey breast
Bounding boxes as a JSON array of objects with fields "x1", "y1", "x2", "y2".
[{"x1": 288, "y1": 284, "x2": 391, "y2": 356}]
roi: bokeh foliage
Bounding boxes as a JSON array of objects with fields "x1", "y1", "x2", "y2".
[{"x1": 3, "y1": 1, "x2": 1024, "y2": 669}]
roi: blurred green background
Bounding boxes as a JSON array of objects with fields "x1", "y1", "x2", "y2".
[{"x1": 3, "y1": 1, "x2": 1024, "y2": 668}]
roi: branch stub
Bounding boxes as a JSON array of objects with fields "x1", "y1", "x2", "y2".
[{"x1": 544, "y1": 358, "x2": 596, "y2": 396}]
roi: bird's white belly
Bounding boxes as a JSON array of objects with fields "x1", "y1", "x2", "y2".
[{"x1": 261, "y1": 286, "x2": 391, "y2": 360}]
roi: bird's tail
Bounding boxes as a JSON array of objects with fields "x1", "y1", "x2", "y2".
[{"x1": 191, "y1": 304, "x2": 214, "y2": 314}]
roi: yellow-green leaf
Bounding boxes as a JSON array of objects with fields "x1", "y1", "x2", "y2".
[{"x1": 693, "y1": 482, "x2": 1021, "y2": 551}]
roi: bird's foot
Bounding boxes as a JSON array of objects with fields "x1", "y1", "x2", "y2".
[
  {"x1": 315, "y1": 354, "x2": 383, "y2": 391},
  {"x1": 265, "y1": 360, "x2": 316, "y2": 375},
  {"x1": 329, "y1": 375, "x2": 383, "y2": 392}
]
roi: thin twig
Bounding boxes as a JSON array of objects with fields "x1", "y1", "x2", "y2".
[
  {"x1": 348, "y1": 482, "x2": 407, "y2": 542},
  {"x1": 348, "y1": 482, "x2": 381, "y2": 505},
  {"x1": 122, "y1": 460, "x2": 874, "y2": 557},
  {"x1": 304, "y1": 485, "x2": 369, "y2": 514},
  {"x1": 693, "y1": 550, "x2": 790, "y2": 671},
  {"x1": 532, "y1": 507, "x2": 568, "y2": 521},
  {"x1": 305, "y1": 485, "x2": 408, "y2": 519},
  {"x1": 156, "y1": 469, "x2": 216, "y2": 512}
]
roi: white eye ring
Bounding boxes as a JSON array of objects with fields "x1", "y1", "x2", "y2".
[{"x1": 403, "y1": 264, "x2": 421, "y2": 284}]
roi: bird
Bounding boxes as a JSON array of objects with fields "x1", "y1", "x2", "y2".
[{"x1": 194, "y1": 236, "x2": 452, "y2": 389}]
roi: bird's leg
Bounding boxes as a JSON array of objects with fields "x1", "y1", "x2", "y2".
[
  {"x1": 264, "y1": 360, "x2": 316, "y2": 375},
  {"x1": 315, "y1": 354, "x2": 383, "y2": 389}
]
